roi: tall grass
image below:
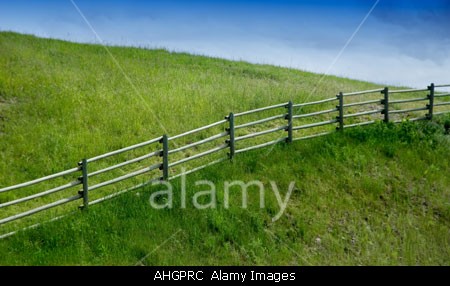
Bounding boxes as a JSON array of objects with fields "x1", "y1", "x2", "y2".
[
  {"x1": 0, "y1": 32, "x2": 380, "y2": 185},
  {"x1": 0, "y1": 32, "x2": 449, "y2": 265},
  {"x1": 1, "y1": 117, "x2": 450, "y2": 265}
]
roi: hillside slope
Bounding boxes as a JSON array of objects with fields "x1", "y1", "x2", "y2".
[
  {"x1": 1, "y1": 120, "x2": 450, "y2": 265},
  {"x1": 0, "y1": 32, "x2": 449, "y2": 265},
  {"x1": 0, "y1": 32, "x2": 378, "y2": 185}
]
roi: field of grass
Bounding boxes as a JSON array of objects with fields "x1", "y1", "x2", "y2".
[
  {"x1": 0, "y1": 32, "x2": 449, "y2": 265},
  {"x1": 1, "y1": 119, "x2": 450, "y2": 265},
  {"x1": 0, "y1": 32, "x2": 380, "y2": 184}
]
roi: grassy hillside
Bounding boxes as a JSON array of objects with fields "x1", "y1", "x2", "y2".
[
  {"x1": 0, "y1": 32, "x2": 377, "y2": 185},
  {"x1": 0, "y1": 32, "x2": 449, "y2": 265},
  {"x1": 1, "y1": 120, "x2": 450, "y2": 265}
]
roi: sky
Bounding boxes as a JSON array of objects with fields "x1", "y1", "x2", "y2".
[{"x1": 0, "y1": 0, "x2": 449, "y2": 88}]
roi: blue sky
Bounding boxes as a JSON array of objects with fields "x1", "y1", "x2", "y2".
[{"x1": 1, "y1": 0, "x2": 449, "y2": 88}]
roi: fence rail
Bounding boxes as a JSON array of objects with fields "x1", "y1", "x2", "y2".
[
  {"x1": 233, "y1": 102, "x2": 288, "y2": 117},
  {"x1": 293, "y1": 108, "x2": 338, "y2": 119},
  {"x1": 292, "y1": 97, "x2": 336, "y2": 107},
  {"x1": 342, "y1": 88, "x2": 385, "y2": 96},
  {"x1": 0, "y1": 167, "x2": 81, "y2": 193},
  {"x1": 235, "y1": 114, "x2": 286, "y2": 129},
  {"x1": 1, "y1": 82, "x2": 450, "y2": 239},
  {"x1": 389, "y1": 88, "x2": 429, "y2": 94},
  {"x1": 87, "y1": 137, "x2": 162, "y2": 163},
  {"x1": 342, "y1": 99, "x2": 381, "y2": 108}
]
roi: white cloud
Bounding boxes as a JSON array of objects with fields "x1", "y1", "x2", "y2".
[{"x1": 0, "y1": 1, "x2": 449, "y2": 90}]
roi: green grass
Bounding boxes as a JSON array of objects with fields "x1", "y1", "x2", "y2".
[
  {"x1": 0, "y1": 32, "x2": 379, "y2": 184},
  {"x1": 2, "y1": 119, "x2": 450, "y2": 265},
  {"x1": 0, "y1": 32, "x2": 449, "y2": 265}
]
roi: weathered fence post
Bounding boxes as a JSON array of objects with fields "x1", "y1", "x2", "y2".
[
  {"x1": 160, "y1": 135, "x2": 169, "y2": 181},
  {"x1": 337, "y1": 92, "x2": 344, "y2": 131},
  {"x1": 286, "y1": 101, "x2": 293, "y2": 143},
  {"x1": 79, "y1": 158, "x2": 89, "y2": 210},
  {"x1": 427, "y1": 83, "x2": 435, "y2": 120},
  {"x1": 226, "y1": 113, "x2": 235, "y2": 160},
  {"x1": 381, "y1": 87, "x2": 389, "y2": 123}
]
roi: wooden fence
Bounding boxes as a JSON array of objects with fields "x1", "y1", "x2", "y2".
[{"x1": 1, "y1": 83, "x2": 449, "y2": 238}]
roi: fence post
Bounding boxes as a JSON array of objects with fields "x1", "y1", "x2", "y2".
[
  {"x1": 160, "y1": 135, "x2": 169, "y2": 181},
  {"x1": 427, "y1": 83, "x2": 435, "y2": 120},
  {"x1": 79, "y1": 158, "x2": 89, "y2": 210},
  {"x1": 381, "y1": 87, "x2": 389, "y2": 123},
  {"x1": 337, "y1": 92, "x2": 344, "y2": 131},
  {"x1": 286, "y1": 101, "x2": 293, "y2": 143},
  {"x1": 226, "y1": 113, "x2": 235, "y2": 160}
]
